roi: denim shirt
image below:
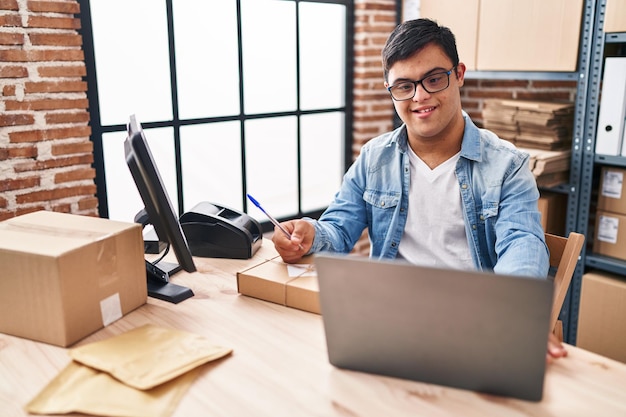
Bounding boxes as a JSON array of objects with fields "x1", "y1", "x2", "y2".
[{"x1": 308, "y1": 113, "x2": 549, "y2": 278}]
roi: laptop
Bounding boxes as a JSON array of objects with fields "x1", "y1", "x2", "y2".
[{"x1": 313, "y1": 253, "x2": 554, "y2": 402}]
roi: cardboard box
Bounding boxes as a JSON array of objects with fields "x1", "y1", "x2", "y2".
[
  {"x1": 597, "y1": 166, "x2": 626, "y2": 215},
  {"x1": 577, "y1": 270, "x2": 626, "y2": 363},
  {"x1": 538, "y1": 191, "x2": 568, "y2": 235},
  {"x1": 593, "y1": 210, "x2": 626, "y2": 261},
  {"x1": 605, "y1": 0, "x2": 626, "y2": 33},
  {"x1": 476, "y1": 0, "x2": 584, "y2": 71},
  {"x1": 419, "y1": 0, "x2": 480, "y2": 70},
  {"x1": 237, "y1": 255, "x2": 320, "y2": 314},
  {"x1": 0, "y1": 211, "x2": 147, "y2": 347}
]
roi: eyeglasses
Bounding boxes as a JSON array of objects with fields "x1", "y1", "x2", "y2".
[{"x1": 387, "y1": 67, "x2": 456, "y2": 101}]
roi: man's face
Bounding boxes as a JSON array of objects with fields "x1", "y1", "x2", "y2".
[{"x1": 385, "y1": 43, "x2": 465, "y2": 143}]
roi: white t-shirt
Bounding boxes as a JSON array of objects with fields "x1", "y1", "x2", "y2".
[{"x1": 397, "y1": 147, "x2": 473, "y2": 270}]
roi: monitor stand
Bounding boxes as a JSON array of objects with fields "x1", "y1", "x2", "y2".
[{"x1": 145, "y1": 260, "x2": 194, "y2": 304}]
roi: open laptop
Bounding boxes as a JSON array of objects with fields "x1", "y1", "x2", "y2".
[{"x1": 313, "y1": 253, "x2": 554, "y2": 402}]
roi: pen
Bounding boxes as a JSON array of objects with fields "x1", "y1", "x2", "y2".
[{"x1": 246, "y1": 193, "x2": 294, "y2": 241}]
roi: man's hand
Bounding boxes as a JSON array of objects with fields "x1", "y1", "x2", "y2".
[
  {"x1": 271, "y1": 219, "x2": 315, "y2": 263},
  {"x1": 546, "y1": 332, "x2": 568, "y2": 364}
]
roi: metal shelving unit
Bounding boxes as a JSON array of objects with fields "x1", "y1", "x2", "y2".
[{"x1": 576, "y1": 0, "x2": 626, "y2": 337}]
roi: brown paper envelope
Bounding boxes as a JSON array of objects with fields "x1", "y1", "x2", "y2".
[
  {"x1": 69, "y1": 324, "x2": 232, "y2": 390},
  {"x1": 25, "y1": 360, "x2": 200, "y2": 417}
]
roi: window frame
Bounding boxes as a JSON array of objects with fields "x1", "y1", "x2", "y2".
[{"x1": 79, "y1": 0, "x2": 354, "y2": 231}]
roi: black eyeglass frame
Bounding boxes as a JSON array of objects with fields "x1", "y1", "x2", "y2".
[{"x1": 387, "y1": 66, "x2": 457, "y2": 101}]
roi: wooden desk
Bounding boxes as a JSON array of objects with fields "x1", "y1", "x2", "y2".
[{"x1": 2, "y1": 242, "x2": 626, "y2": 417}]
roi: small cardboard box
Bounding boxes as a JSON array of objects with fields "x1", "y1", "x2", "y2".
[
  {"x1": 237, "y1": 255, "x2": 320, "y2": 314},
  {"x1": 0, "y1": 211, "x2": 147, "y2": 347},
  {"x1": 577, "y1": 270, "x2": 626, "y2": 363},
  {"x1": 605, "y1": 0, "x2": 626, "y2": 33},
  {"x1": 476, "y1": 0, "x2": 583, "y2": 71},
  {"x1": 597, "y1": 167, "x2": 626, "y2": 215},
  {"x1": 538, "y1": 191, "x2": 568, "y2": 235},
  {"x1": 593, "y1": 210, "x2": 626, "y2": 261}
]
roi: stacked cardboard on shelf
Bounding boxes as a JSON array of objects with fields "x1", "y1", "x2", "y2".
[
  {"x1": 483, "y1": 99, "x2": 574, "y2": 150},
  {"x1": 521, "y1": 147, "x2": 572, "y2": 188},
  {"x1": 482, "y1": 99, "x2": 574, "y2": 188}
]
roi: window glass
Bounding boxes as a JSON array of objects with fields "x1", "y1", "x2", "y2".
[
  {"x1": 103, "y1": 127, "x2": 178, "y2": 223},
  {"x1": 241, "y1": 0, "x2": 297, "y2": 114},
  {"x1": 180, "y1": 122, "x2": 243, "y2": 212},
  {"x1": 300, "y1": 112, "x2": 344, "y2": 212},
  {"x1": 173, "y1": 1, "x2": 240, "y2": 119},
  {"x1": 299, "y1": 3, "x2": 346, "y2": 110},
  {"x1": 90, "y1": 0, "x2": 172, "y2": 125},
  {"x1": 244, "y1": 116, "x2": 298, "y2": 220}
]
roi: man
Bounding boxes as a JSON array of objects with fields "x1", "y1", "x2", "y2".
[{"x1": 272, "y1": 18, "x2": 566, "y2": 360}]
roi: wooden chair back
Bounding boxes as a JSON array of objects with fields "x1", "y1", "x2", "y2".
[{"x1": 545, "y1": 232, "x2": 585, "y2": 341}]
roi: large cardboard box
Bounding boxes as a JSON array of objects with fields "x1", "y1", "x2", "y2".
[
  {"x1": 597, "y1": 166, "x2": 626, "y2": 215},
  {"x1": 577, "y1": 270, "x2": 626, "y2": 363},
  {"x1": 237, "y1": 255, "x2": 320, "y2": 314},
  {"x1": 476, "y1": 0, "x2": 584, "y2": 71},
  {"x1": 0, "y1": 211, "x2": 147, "y2": 347},
  {"x1": 593, "y1": 210, "x2": 626, "y2": 261},
  {"x1": 538, "y1": 191, "x2": 568, "y2": 235},
  {"x1": 605, "y1": 0, "x2": 626, "y2": 33},
  {"x1": 419, "y1": 0, "x2": 480, "y2": 70}
]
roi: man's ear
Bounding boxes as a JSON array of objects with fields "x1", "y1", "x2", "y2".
[{"x1": 455, "y1": 62, "x2": 467, "y2": 86}]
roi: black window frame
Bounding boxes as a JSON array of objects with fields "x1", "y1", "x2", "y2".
[{"x1": 79, "y1": 0, "x2": 354, "y2": 232}]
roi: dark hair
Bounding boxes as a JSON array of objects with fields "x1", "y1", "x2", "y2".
[{"x1": 382, "y1": 18, "x2": 459, "y2": 82}]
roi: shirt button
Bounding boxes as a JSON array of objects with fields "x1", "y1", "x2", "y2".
[
  {"x1": 479, "y1": 215, "x2": 484, "y2": 220},
  {"x1": 381, "y1": 202, "x2": 385, "y2": 207},
  {"x1": 391, "y1": 242, "x2": 397, "y2": 247},
  {"x1": 461, "y1": 184, "x2": 468, "y2": 189},
  {"x1": 472, "y1": 224, "x2": 477, "y2": 230}
]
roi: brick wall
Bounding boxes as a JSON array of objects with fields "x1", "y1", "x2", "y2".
[{"x1": 0, "y1": 0, "x2": 96, "y2": 221}]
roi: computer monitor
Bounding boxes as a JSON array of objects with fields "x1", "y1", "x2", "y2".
[{"x1": 124, "y1": 114, "x2": 195, "y2": 303}]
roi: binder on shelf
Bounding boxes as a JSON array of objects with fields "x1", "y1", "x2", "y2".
[
  {"x1": 595, "y1": 57, "x2": 626, "y2": 156},
  {"x1": 621, "y1": 116, "x2": 626, "y2": 157}
]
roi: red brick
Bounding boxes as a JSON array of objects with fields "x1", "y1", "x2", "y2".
[
  {"x1": 3, "y1": 84, "x2": 16, "y2": 96},
  {"x1": 0, "y1": 113, "x2": 35, "y2": 127},
  {"x1": 0, "y1": 14, "x2": 21, "y2": 27},
  {"x1": 78, "y1": 196, "x2": 99, "y2": 211},
  {"x1": 51, "y1": 203, "x2": 72, "y2": 213},
  {"x1": 16, "y1": 184, "x2": 97, "y2": 204},
  {"x1": 0, "y1": 49, "x2": 84, "y2": 62},
  {"x1": 0, "y1": 0, "x2": 19, "y2": 11},
  {"x1": 13, "y1": 154, "x2": 93, "y2": 172},
  {"x1": 0, "y1": 148, "x2": 8, "y2": 160},
  {"x1": 5, "y1": 98, "x2": 89, "y2": 111},
  {"x1": 25, "y1": 80, "x2": 87, "y2": 94},
  {"x1": 9, "y1": 125, "x2": 91, "y2": 143},
  {"x1": 27, "y1": 16, "x2": 81, "y2": 30},
  {"x1": 0, "y1": 196, "x2": 7, "y2": 209},
  {"x1": 29, "y1": 33, "x2": 82, "y2": 47},
  {"x1": 46, "y1": 111, "x2": 90, "y2": 125},
  {"x1": 0, "y1": 32, "x2": 24, "y2": 45},
  {"x1": 0, "y1": 176, "x2": 40, "y2": 192},
  {"x1": 7, "y1": 145, "x2": 38, "y2": 159},
  {"x1": 0, "y1": 65, "x2": 28, "y2": 78},
  {"x1": 51, "y1": 140, "x2": 93, "y2": 155},
  {"x1": 38, "y1": 64, "x2": 86, "y2": 78},
  {"x1": 27, "y1": 0, "x2": 80, "y2": 14},
  {"x1": 55, "y1": 167, "x2": 95, "y2": 183},
  {"x1": 0, "y1": 211, "x2": 16, "y2": 221}
]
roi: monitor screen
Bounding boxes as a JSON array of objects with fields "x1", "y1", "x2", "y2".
[{"x1": 124, "y1": 115, "x2": 196, "y2": 276}]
